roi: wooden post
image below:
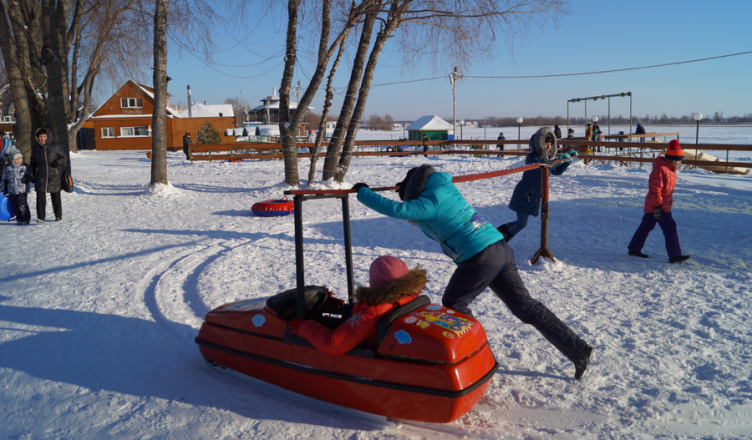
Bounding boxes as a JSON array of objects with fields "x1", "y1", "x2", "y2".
[{"x1": 531, "y1": 164, "x2": 556, "y2": 264}]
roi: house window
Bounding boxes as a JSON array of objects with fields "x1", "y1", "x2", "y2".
[
  {"x1": 120, "y1": 98, "x2": 143, "y2": 108},
  {"x1": 102, "y1": 127, "x2": 115, "y2": 138},
  {"x1": 120, "y1": 126, "x2": 149, "y2": 137}
]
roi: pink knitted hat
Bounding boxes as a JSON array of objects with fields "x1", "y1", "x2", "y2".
[{"x1": 369, "y1": 256, "x2": 409, "y2": 288}]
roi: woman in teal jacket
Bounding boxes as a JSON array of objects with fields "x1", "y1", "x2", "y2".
[{"x1": 354, "y1": 165, "x2": 593, "y2": 379}]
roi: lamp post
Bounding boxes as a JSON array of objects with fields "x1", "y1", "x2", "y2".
[
  {"x1": 693, "y1": 112, "x2": 702, "y2": 144},
  {"x1": 516, "y1": 117, "x2": 523, "y2": 151}
]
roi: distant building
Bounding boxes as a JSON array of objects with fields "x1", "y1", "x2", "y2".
[
  {"x1": 406, "y1": 115, "x2": 454, "y2": 141},
  {"x1": 248, "y1": 87, "x2": 313, "y2": 125},
  {"x1": 81, "y1": 79, "x2": 235, "y2": 150}
]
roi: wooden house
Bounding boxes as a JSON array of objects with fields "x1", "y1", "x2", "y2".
[{"x1": 82, "y1": 79, "x2": 236, "y2": 151}]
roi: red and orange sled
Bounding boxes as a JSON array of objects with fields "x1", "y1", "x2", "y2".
[{"x1": 196, "y1": 189, "x2": 498, "y2": 423}]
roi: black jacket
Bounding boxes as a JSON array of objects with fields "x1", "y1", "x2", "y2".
[{"x1": 28, "y1": 128, "x2": 66, "y2": 194}]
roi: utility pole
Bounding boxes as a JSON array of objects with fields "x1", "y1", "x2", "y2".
[{"x1": 449, "y1": 66, "x2": 461, "y2": 142}]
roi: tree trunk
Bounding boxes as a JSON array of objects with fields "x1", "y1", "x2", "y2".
[
  {"x1": 335, "y1": 7, "x2": 404, "y2": 182},
  {"x1": 41, "y1": 0, "x2": 72, "y2": 171},
  {"x1": 321, "y1": 9, "x2": 379, "y2": 182},
  {"x1": 0, "y1": 1, "x2": 34, "y2": 163},
  {"x1": 307, "y1": 39, "x2": 346, "y2": 185},
  {"x1": 278, "y1": 0, "x2": 302, "y2": 186},
  {"x1": 150, "y1": 0, "x2": 169, "y2": 186}
]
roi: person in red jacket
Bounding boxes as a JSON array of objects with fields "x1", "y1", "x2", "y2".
[
  {"x1": 289, "y1": 256, "x2": 426, "y2": 355},
  {"x1": 627, "y1": 139, "x2": 690, "y2": 263}
]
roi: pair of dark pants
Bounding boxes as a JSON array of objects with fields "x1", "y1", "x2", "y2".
[
  {"x1": 628, "y1": 212, "x2": 681, "y2": 258},
  {"x1": 36, "y1": 191, "x2": 62, "y2": 220},
  {"x1": 442, "y1": 240, "x2": 587, "y2": 362},
  {"x1": 10, "y1": 194, "x2": 31, "y2": 223}
]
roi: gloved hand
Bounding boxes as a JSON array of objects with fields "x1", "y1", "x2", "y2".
[
  {"x1": 394, "y1": 181, "x2": 402, "y2": 192},
  {"x1": 557, "y1": 153, "x2": 571, "y2": 163},
  {"x1": 288, "y1": 319, "x2": 303, "y2": 334},
  {"x1": 23, "y1": 175, "x2": 33, "y2": 184},
  {"x1": 568, "y1": 149, "x2": 579, "y2": 157},
  {"x1": 653, "y1": 206, "x2": 663, "y2": 220},
  {"x1": 50, "y1": 161, "x2": 59, "y2": 168},
  {"x1": 352, "y1": 182, "x2": 369, "y2": 192}
]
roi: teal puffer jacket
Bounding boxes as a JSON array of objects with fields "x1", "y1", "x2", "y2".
[{"x1": 357, "y1": 171, "x2": 502, "y2": 264}]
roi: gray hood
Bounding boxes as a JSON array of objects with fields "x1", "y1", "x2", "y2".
[{"x1": 530, "y1": 127, "x2": 557, "y2": 161}]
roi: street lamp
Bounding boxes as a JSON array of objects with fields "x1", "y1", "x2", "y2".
[
  {"x1": 516, "y1": 117, "x2": 523, "y2": 151},
  {"x1": 693, "y1": 112, "x2": 702, "y2": 144}
]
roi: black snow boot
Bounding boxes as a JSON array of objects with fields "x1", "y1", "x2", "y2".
[
  {"x1": 497, "y1": 224, "x2": 514, "y2": 242},
  {"x1": 574, "y1": 345, "x2": 593, "y2": 380},
  {"x1": 628, "y1": 250, "x2": 649, "y2": 258},
  {"x1": 669, "y1": 255, "x2": 691, "y2": 263}
]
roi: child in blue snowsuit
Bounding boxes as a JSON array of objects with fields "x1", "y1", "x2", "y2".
[
  {"x1": 1, "y1": 149, "x2": 31, "y2": 224},
  {"x1": 498, "y1": 127, "x2": 577, "y2": 241},
  {"x1": 352, "y1": 164, "x2": 593, "y2": 379}
]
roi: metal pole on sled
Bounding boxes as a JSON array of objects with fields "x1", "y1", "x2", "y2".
[
  {"x1": 293, "y1": 193, "x2": 356, "y2": 320},
  {"x1": 530, "y1": 164, "x2": 555, "y2": 264}
]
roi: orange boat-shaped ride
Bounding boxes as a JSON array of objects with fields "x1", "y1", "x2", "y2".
[{"x1": 195, "y1": 191, "x2": 499, "y2": 423}]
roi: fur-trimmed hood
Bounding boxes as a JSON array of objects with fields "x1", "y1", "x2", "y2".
[
  {"x1": 402, "y1": 164, "x2": 435, "y2": 201},
  {"x1": 530, "y1": 127, "x2": 557, "y2": 161},
  {"x1": 355, "y1": 266, "x2": 427, "y2": 305},
  {"x1": 35, "y1": 128, "x2": 54, "y2": 146}
]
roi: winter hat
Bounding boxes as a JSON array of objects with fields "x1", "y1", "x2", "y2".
[
  {"x1": 369, "y1": 256, "x2": 409, "y2": 288},
  {"x1": 664, "y1": 139, "x2": 684, "y2": 161},
  {"x1": 499, "y1": 132, "x2": 503, "y2": 135},
  {"x1": 10, "y1": 148, "x2": 22, "y2": 161}
]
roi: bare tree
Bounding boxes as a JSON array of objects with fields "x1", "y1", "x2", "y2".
[
  {"x1": 277, "y1": 0, "x2": 369, "y2": 186},
  {"x1": 150, "y1": 0, "x2": 169, "y2": 186}
]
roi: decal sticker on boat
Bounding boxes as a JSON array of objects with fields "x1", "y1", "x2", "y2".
[
  {"x1": 417, "y1": 320, "x2": 430, "y2": 329},
  {"x1": 417, "y1": 310, "x2": 473, "y2": 336},
  {"x1": 442, "y1": 331, "x2": 455, "y2": 339},
  {"x1": 394, "y1": 330, "x2": 412, "y2": 344},
  {"x1": 426, "y1": 305, "x2": 441, "y2": 310},
  {"x1": 404, "y1": 316, "x2": 418, "y2": 324},
  {"x1": 252, "y1": 314, "x2": 266, "y2": 327}
]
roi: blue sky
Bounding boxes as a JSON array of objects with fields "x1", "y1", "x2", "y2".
[{"x1": 156, "y1": 0, "x2": 751, "y2": 121}]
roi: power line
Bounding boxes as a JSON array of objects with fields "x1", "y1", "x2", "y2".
[{"x1": 464, "y1": 50, "x2": 752, "y2": 79}]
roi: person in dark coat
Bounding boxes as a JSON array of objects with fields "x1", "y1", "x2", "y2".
[
  {"x1": 628, "y1": 140, "x2": 690, "y2": 263},
  {"x1": 496, "y1": 132, "x2": 505, "y2": 151},
  {"x1": 182, "y1": 133, "x2": 192, "y2": 160},
  {"x1": 553, "y1": 125, "x2": 562, "y2": 139},
  {"x1": 26, "y1": 128, "x2": 66, "y2": 222},
  {"x1": 422, "y1": 134, "x2": 429, "y2": 157},
  {"x1": 635, "y1": 123, "x2": 646, "y2": 142},
  {"x1": 352, "y1": 164, "x2": 593, "y2": 379},
  {"x1": 497, "y1": 127, "x2": 577, "y2": 241}
]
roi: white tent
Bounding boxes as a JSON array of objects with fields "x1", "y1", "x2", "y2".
[{"x1": 406, "y1": 115, "x2": 453, "y2": 131}]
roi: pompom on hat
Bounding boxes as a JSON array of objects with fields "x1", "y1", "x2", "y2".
[
  {"x1": 664, "y1": 139, "x2": 684, "y2": 161},
  {"x1": 369, "y1": 256, "x2": 409, "y2": 288}
]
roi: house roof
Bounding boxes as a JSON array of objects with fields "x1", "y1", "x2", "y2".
[
  {"x1": 406, "y1": 115, "x2": 453, "y2": 131},
  {"x1": 175, "y1": 103, "x2": 234, "y2": 118},
  {"x1": 249, "y1": 101, "x2": 313, "y2": 112},
  {"x1": 130, "y1": 80, "x2": 180, "y2": 117}
]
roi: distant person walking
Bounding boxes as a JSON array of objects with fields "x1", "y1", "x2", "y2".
[
  {"x1": 182, "y1": 133, "x2": 192, "y2": 160},
  {"x1": 0, "y1": 131, "x2": 11, "y2": 178},
  {"x1": 635, "y1": 123, "x2": 646, "y2": 143},
  {"x1": 26, "y1": 128, "x2": 66, "y2": 222},
  {"x1": 627, "y1": 140, "x2": 690, "y2": 263},
  {"x1": 422, "y1": 134, "x2": 429, "y2": 157},
  {"x1": 496, "y1": 132, "x2": 505, "y2": 151},
  {"x1": 553, "y1": 125, "x2": 562, "y2": 139},
  {"x1": 497, "y1": 127, "x2": 577, "y2": 241},
  {"x1": 592, "y1": 124, "x2": 602, "y2": 152},
  {"x1": 307, "y1": 129, "x2": 317, "y2": 156},
  {"x1": 567, "y1": 128, "x2": 575, "y2": 138}
]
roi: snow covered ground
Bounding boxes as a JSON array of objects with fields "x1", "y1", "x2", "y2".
[{"x1": 1, "y1": 128, "x2": 751, "y2": 439}]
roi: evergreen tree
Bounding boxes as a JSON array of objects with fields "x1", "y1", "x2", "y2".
[{"x1": 197, "y1": 122, "x2": 221, "y2": 144}]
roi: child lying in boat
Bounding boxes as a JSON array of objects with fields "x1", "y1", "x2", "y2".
[{"x1": 288, "y1": 256, "x2": 427, "y2": 355}]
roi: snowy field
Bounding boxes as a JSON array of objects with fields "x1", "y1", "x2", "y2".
[{"x1": 1, "y1": 127, "x2": 751, "y2": 439}]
